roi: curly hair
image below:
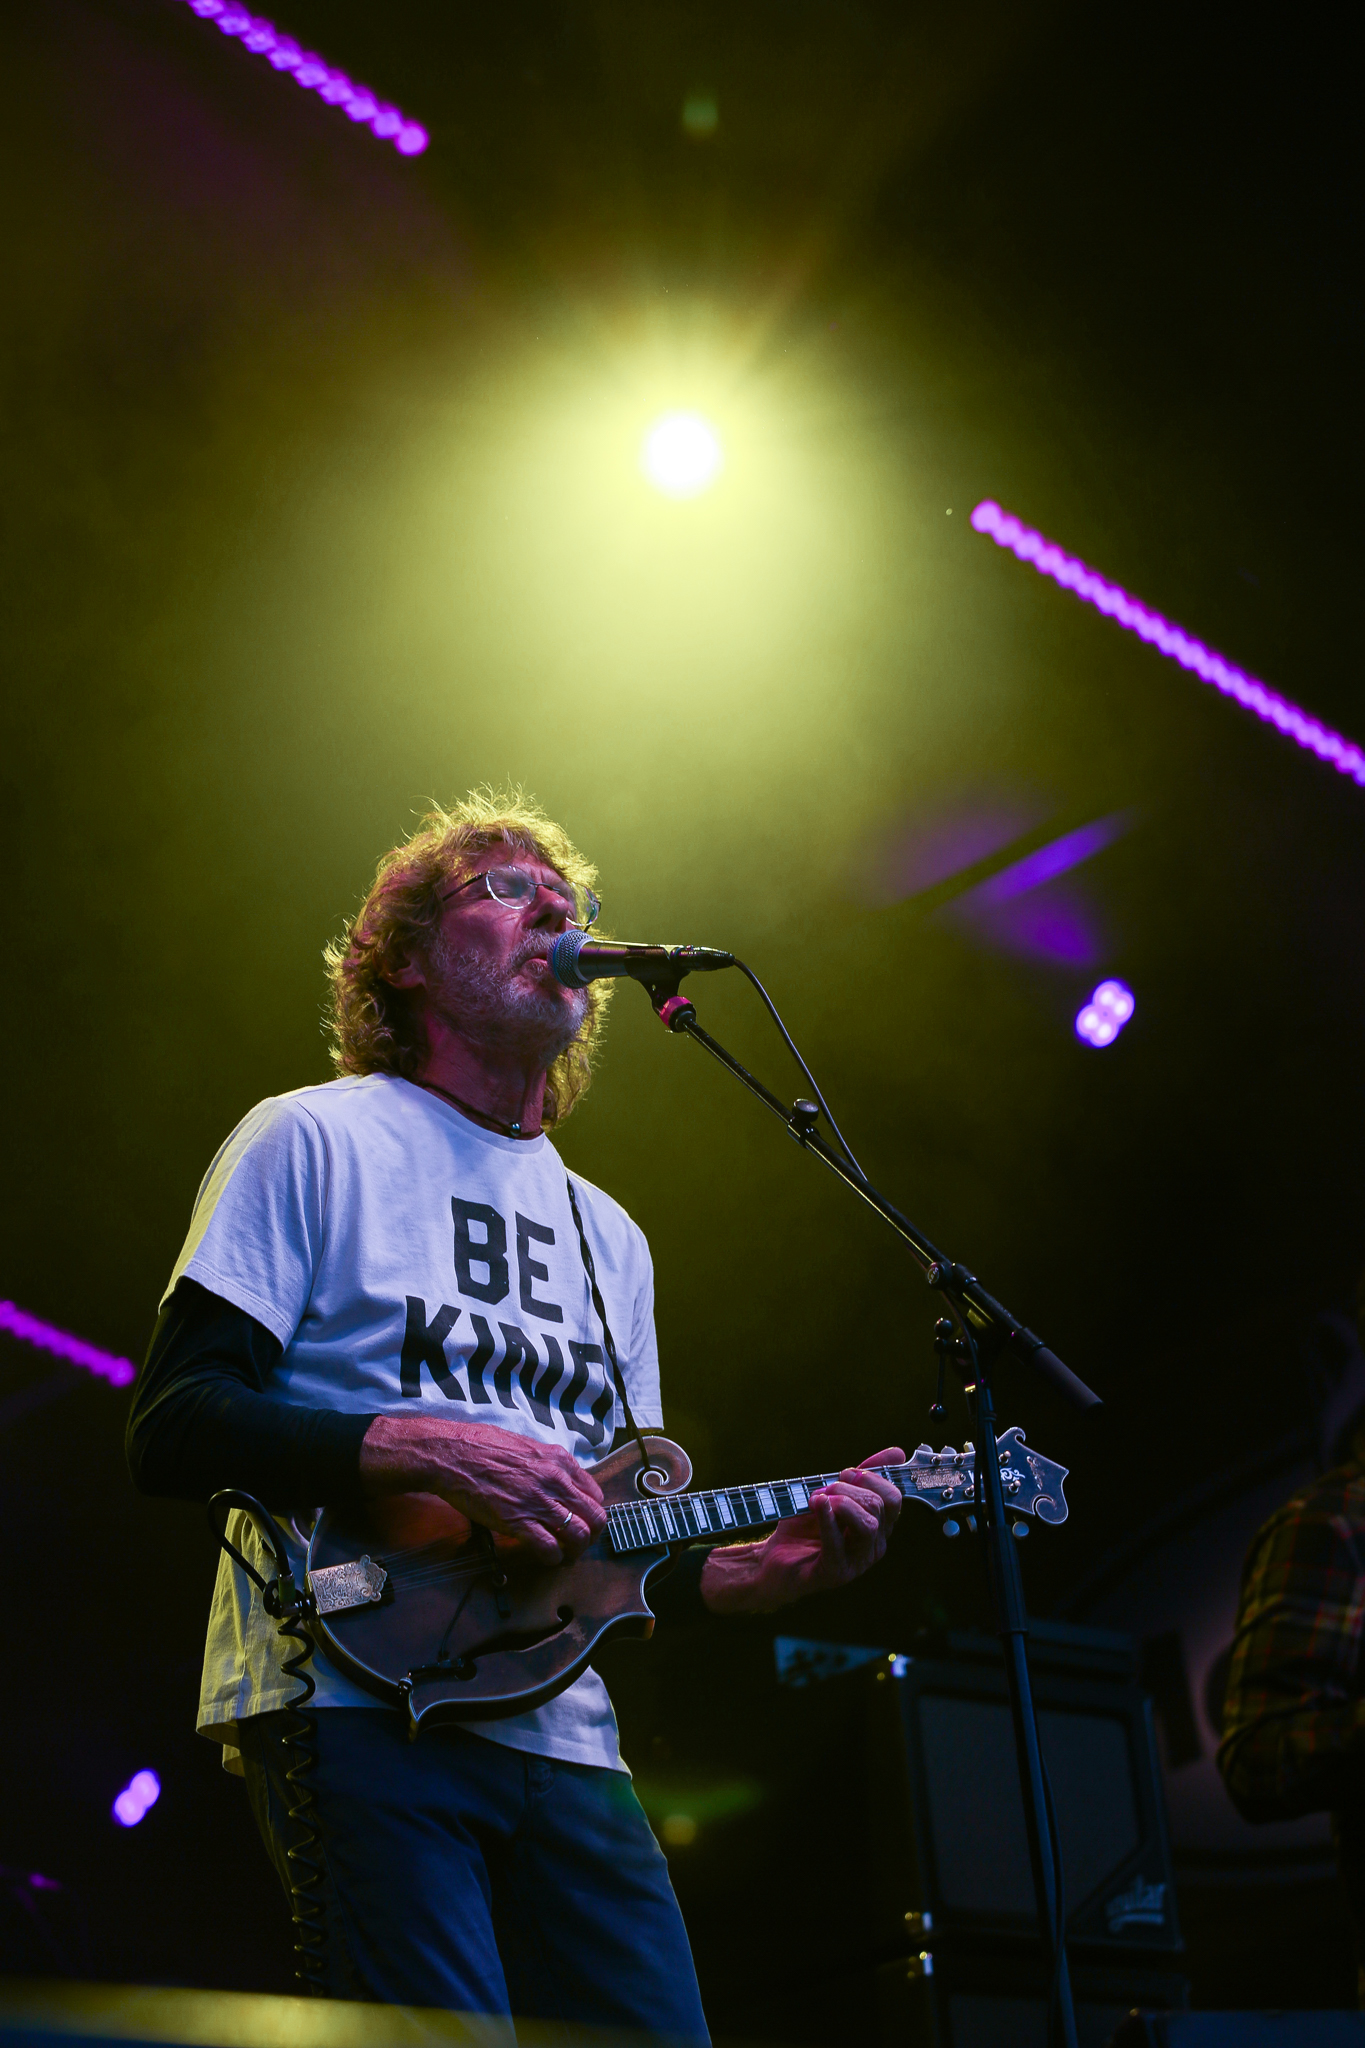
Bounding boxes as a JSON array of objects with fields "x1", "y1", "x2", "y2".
[{"x1": 324, "y1": 789, "x2": 612, "y2": 1128}]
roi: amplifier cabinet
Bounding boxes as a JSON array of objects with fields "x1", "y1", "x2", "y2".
[
  {"x1": 891, "y1": 1650, "x2": 1181, "y2": 1958},
  {"x1": 765, "y1": 1628, "x2": 1180, "y2": 1967},
  {"x1": 879, "y1": 1950, "x2": 1190, "y2": 2048}
]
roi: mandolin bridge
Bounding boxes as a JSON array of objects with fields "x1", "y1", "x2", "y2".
[{"x1": 309, "y1": 1554, "x2": 389, "y2": 1614}]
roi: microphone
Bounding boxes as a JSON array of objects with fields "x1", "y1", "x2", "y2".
[{"x1": 550, "y1": 929, "x2": 735, "y2": 989}]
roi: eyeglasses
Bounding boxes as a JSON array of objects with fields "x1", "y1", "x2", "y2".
[{"x1": 440, "y1": 864, "x2": 601, "y2": 930}]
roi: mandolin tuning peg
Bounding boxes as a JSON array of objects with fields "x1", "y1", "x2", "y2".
[{"x1": 942, "y1": 1519, "x2": 961, "y2": 1539}]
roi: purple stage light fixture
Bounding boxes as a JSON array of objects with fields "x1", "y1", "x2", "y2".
[
  {"x1": 0, "y1": 1302, "x2": 137, "y2": 1387},
  {"x1": 112, "y1": 1770, "x2": 161, "y2": 1828},
  {"x1": 1075, "y1": 979, "x2": 1135, "y2": 1049},
  {"x1": 971, "y1": 502, "x2": 1365, "y2": 786},
  {"x1": 178, "y1": 2, "x2": 429, "y2": 155}
]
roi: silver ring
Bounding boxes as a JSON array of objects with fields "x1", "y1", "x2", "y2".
[{"x1": 558, "y1": 1504, "x2": 575, "y2": 1526}]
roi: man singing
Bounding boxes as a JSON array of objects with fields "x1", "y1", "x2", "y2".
[{"x1": 127, "y1": 790, "x2": 903, "y2": 2039}]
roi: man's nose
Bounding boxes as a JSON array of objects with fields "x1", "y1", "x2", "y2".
[{"x1": 529, "y1": 886, "x2": 571, "y2": 929}]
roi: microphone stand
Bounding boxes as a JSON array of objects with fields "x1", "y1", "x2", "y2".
[{"x1": 635, "y1": 973, "x2": 1101, "y2": 2048}]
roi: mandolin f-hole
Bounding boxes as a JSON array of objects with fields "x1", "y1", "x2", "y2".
[
  {"x1": 473, "y1": 1619, "x2": 574, "y2": 1656},
  {"x1": 408, "y1": 1606, "x2": 577, "y2": 1688}
]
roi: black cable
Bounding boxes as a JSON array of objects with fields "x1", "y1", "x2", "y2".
[
  {"x1": 958, "y1": 1349, "x2": 1071, "y2": 2047},
  {"x1": 208, "y1": 1490, "x2": 327, "y2": 1994},
  {"x1": 1040, "y1": 1753, "x2": 1070, "y2": 2048},
  {"x1": 731, "y1": 959, "x2": 867, "y2": 1181}
]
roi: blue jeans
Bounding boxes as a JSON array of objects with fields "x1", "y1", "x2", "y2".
[{"x1": 236, "y1": 1708, "x2": 708, "y2": 2041}]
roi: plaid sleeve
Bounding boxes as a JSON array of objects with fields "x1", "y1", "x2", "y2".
[{"x1": 1218, "y1": 1482, "x2": 1365, "y2": 1822}]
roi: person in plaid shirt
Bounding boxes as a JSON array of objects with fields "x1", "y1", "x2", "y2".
[{"x1": 1218, "y1": 1313, "x2": 1365, "y2": 2000}]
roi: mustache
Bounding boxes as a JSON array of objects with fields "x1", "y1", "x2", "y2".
[
  {"x1": 511, "y1": 939, "x2": 555, "y2": 970},
  {"x1": 430, "y1": 929, "x2": 581, "y2": 1003}
]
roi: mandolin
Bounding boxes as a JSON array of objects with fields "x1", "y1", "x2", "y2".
[{"x1": 303, "y1": 1427, "x2": 1069, "y2": 1736}]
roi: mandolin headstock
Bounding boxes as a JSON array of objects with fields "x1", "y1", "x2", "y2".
[{"x1": 899, "y1": 1425, "x2": 1069, "y2": 1525}]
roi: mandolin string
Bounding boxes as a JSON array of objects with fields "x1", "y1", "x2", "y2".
[
  {"x1": 609, "y1": 1466, "x2": 927, "y2": 1529},
  {"x1": 604, "y1": 1460, "x2": 984, "y2": 1544},
  {"x1": 382, "y1": 1556, "x2": 496, "y2": 1586}
]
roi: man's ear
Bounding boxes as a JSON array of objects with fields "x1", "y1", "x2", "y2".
[{"x1": 382, "y1": 950, "x2": 427, "y2": 992}]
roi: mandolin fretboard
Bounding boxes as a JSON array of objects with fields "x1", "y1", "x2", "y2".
[{"x1": 603, "y1": 1459, "x2": 960, "y2": 1554}]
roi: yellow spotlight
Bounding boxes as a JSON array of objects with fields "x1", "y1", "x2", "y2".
[{"x1": 640, "y1": 412, "x2": 723, "y2": 499}]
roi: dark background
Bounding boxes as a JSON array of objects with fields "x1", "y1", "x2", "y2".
[{"x1": 2, "y1": 0, "x2": 1361, "y2": 2025}]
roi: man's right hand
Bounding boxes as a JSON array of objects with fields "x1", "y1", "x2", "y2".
[{"x1": 358, "y1": 1415, "x2": 606, "y2": 1564}]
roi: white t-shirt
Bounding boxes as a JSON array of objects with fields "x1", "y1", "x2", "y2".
[{"x1": 164, "y1": 1072, "x2": 662, "y2": 1774}]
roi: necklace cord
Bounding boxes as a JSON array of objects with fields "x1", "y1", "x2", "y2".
[{"x1": 415, "y1": 1076, "x2": 539, "y2": 1140}]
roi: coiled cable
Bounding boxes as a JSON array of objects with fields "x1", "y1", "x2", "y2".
[{"x1": 208, "y1": 1490, "x2": 327, "y2": 1993}]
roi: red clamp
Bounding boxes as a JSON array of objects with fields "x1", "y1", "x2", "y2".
[{"x1": 653, "y1": 993, "x2": 696, "y2": 1032}]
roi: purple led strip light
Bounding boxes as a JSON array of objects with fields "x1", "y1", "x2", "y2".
[
  {"x1": 179, "y1": 2, "x2": 429, "y2": 156},
  {"x1": 971, "y1": 501, "x2": 1365, "y2": 786},
  {"x1": 0, "y1": 1301, "x2": 136, "y2": 1388}
]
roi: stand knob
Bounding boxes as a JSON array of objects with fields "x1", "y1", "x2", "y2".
[{"x1": 655, "y1": 993, "x2": 696, "y2": 1032}]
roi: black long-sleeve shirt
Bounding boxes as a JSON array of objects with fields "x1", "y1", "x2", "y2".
[
  {"x1": 127, "y1": 1276, "x2": 376, "y2": 1507},
  {"x1": 126, "y1": 1276, "x2": 711, "y2": 1622}
]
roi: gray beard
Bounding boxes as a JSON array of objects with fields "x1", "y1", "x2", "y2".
[{"x1": 425, "y1": 931, "x2": 589, "y2": 1066}]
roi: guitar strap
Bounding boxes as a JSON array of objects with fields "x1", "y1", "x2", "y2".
[{"x1": 565, "y1": 1175, "x2": 652, "y2": 1474}]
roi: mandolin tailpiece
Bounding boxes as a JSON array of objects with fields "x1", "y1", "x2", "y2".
[{"x1": 309, "y1": 1555, "x2": 389, "y2": 1615}]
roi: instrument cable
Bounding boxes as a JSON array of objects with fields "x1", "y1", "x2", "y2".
[
  {"x1": 730, "y1": 959, "x2": 866, "y2": 1181},
  {"x1": 963, "y1": 1348, "x2": 1071, "y2": 2048},
  {"x1": 208, "y1": 1490, "x2": 327, "y2": 1993},
  {"x1": 1041, "y1": 1755, "x2": 1071, "y2": 2048}
]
